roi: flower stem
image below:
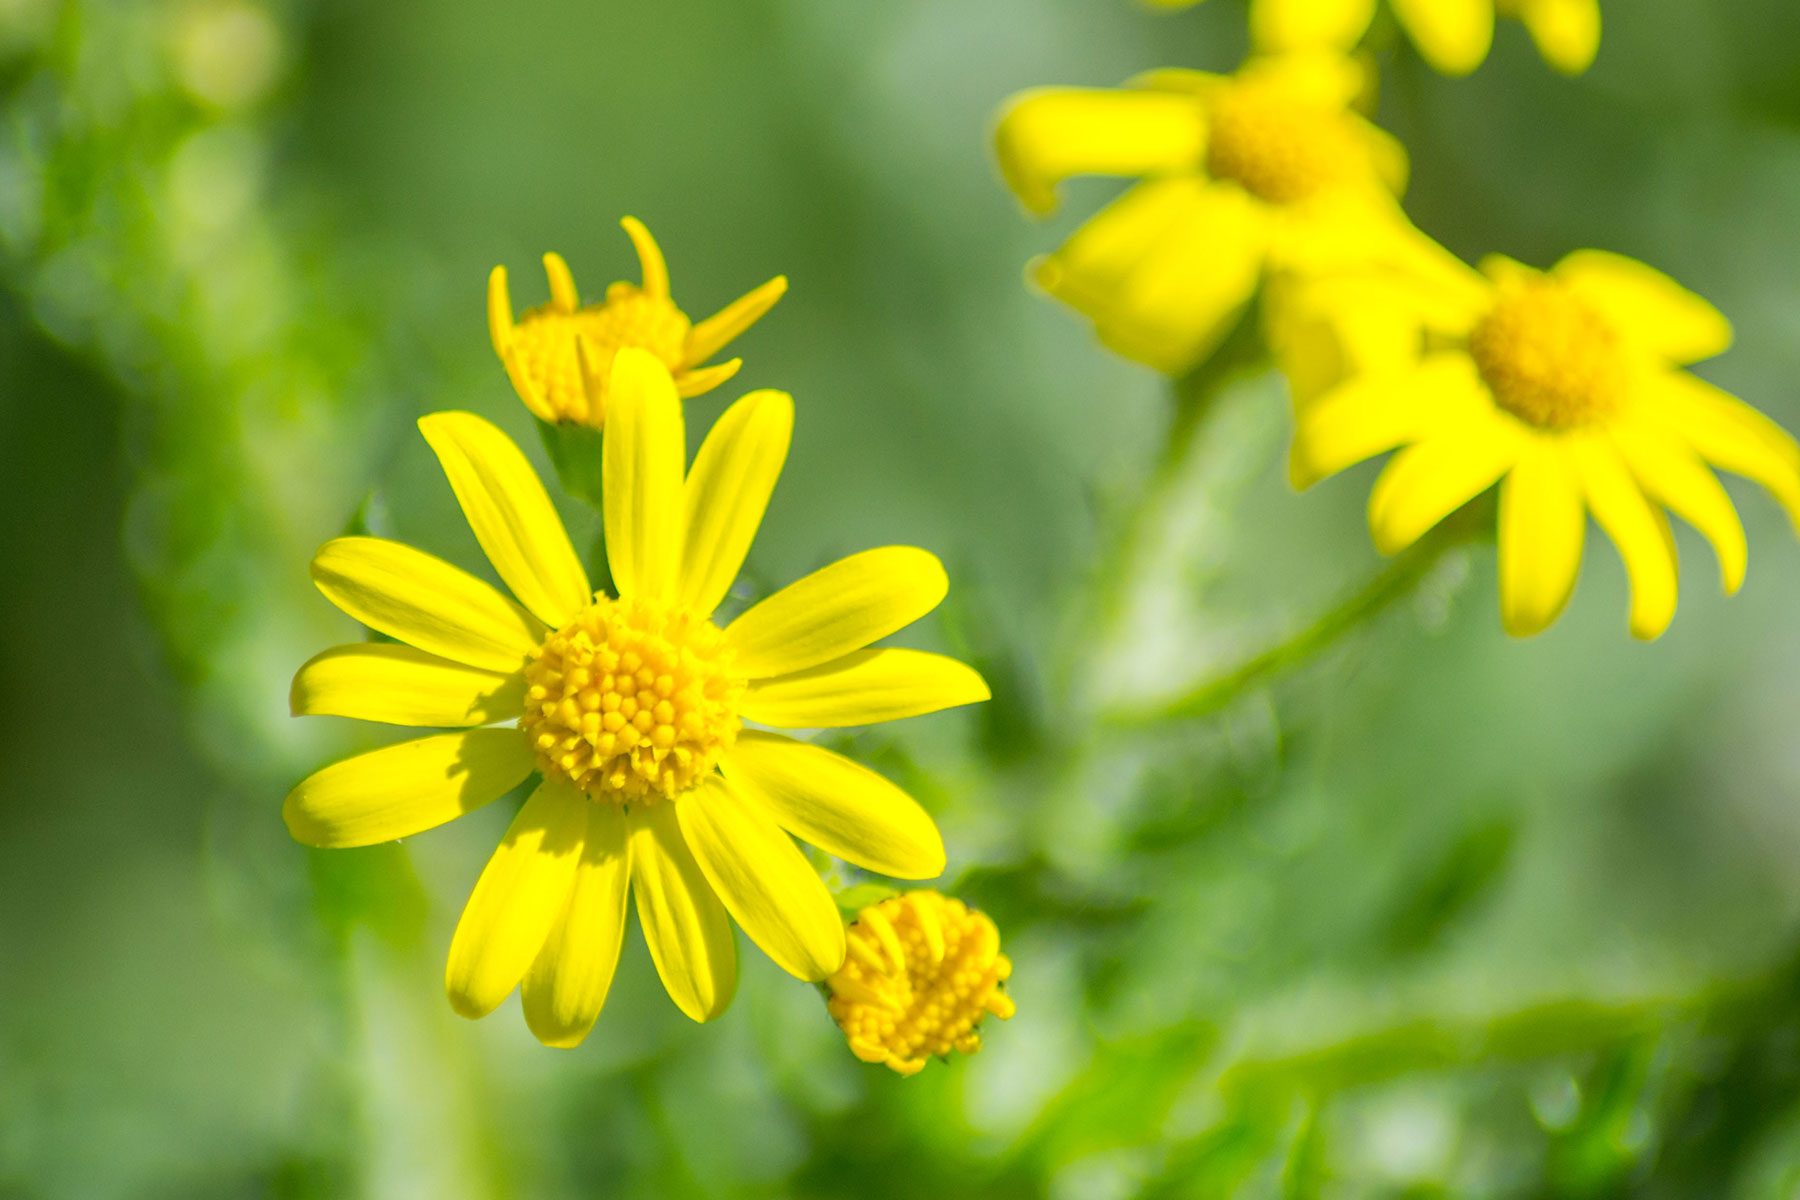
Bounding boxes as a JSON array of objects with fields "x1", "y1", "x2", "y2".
[{"x1": 1104, "y1": 504, "x2": 1486, "y2": 729}]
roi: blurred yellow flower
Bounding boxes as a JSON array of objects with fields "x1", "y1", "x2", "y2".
[
  {"x1": 994, "y1": 55, "x2": 1432, "y2": 373},
  {"x1": 287, "y1": 351, "x2": 987, "y2": 1046},
  {"x1": 489, "y1": 217, "x2": 786, "y2": 428},
  {"x1": 825, "y1": 890, "x2": 1014, "y2": 1077},
  {"x1": 1289, "y1": 250, "x2": 1800, "y2": 639},
  {"x1": 1155, "y1": 0, "x2": 1601, "y2": 76}
]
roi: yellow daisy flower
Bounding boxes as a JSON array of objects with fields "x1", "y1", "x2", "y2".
[
  {"x1": 1289, "y1": 250, "x2": 1800, "y2": 639},
  {"x1": 286, "y1": 350, "x2": 989, "y2": 1046},
  {"x1": 994, "y1": 54, "x2": 1432, "y2": 373},
  {"x1": 1155, "y1": 0, "x2": 1601, "y2": 77},
  {"x1": 488, "y1": 217, "x2": 787, "y2": 428},
  {"x1": 824, "y1": 890, "x2": 1014, "y2": 1077}
]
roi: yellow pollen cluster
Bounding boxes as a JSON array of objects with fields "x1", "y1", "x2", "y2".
[
  {"x1": 1205, "y1": 86, "x2": 1356, "y2": 205},
  {"x1": 1468, "y1": 280, "x2": 1627, "y2": 430},
  {"x1": 520, "y1": 595, "x2": 744, "y2": 805},
  {"x1": 825, "y1": 891, "x2": 1015, "y2": 1077},
  {"x1": 509, "y1": 285, "x2": 692, "y2": 426}
]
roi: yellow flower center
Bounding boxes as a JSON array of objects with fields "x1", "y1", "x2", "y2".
[
  {"x1": 825, "y1": 891, "x2": 1015, "y2": 1077},
  {"x1": 1205, "y1": 86, "x2": 1357, "y2": 205},
  {"x1": 520, "y1": 595, "x2": 744, "y2": 805},
  {"x1": 510, "y1": 285, "x2": 691, "y2": 425},
  {"x1": 1468, "y1": 279, "x2": 1626, "y2": 429}
]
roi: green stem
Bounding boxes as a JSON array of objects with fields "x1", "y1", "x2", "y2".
[{"x1": 1104, "y1": 505, "x2": 1485, "y2": 729}]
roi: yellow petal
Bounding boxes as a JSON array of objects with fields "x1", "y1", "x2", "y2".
[
  {"x1": 1291, "y1": 354, "x2": 1489, "y2": 488},
  {"x1": 721, "y1": 731, "x2": 944, "y2": 879},
  {"x1": 290, "y1": 643, "x2": 525, "y2": 727},
  {"x1": 283, "y1": 728, "x2": 535, "y2": 848},
  {"x1": 1498, "y1": 439, "x2": 1586, "y2": 637},
  {"x1": 686, "y1": 277, "x2": 788, "y2": 367},
  {"x1": 1368, "y1": 409, "x2": 1525, "y2": 553},
  {"x1": 629, "y1": 804, "x2": 737, "y2": 1022},
  {"x1": 1250, "y1": 0, "x2": 1377, "y2": 52},
  {"x1": 1038, "y1": 177, "x2": 1266, "y2": 373},
  {"x1": 445, "y1": 780, "x2": 588, "y2": 1019},
  {"x1": 603, "y1": 348, "x2": 687, "y2": 602},
  {"x1": 1554, "y1": 251, "x2": 1732, "y2": 365},
  {"x1": 1390, "y1": 0, "x2": 1494, "y2": 75},
  {"x1": 1612, "y1": 418, "x2": 1746, "y2": 595},
  {"x1": 676, "y1": 777, "x2": 845, "y2": 982},
  {"x1": 543, "y1": 251, "x2": 579, "y2": 311},
  {"x1": 1519, "y1": 0, "x2": 1600, "y2": 74},
  {"x1": 620, "y1": 217, "x2": 669, "y2": 299},
  {"x1": 676, "y1": 390, "x2": 793, "y2": 617},
  {"x1": 674, "y1": 358, "x2": 743, "y2": 399},
  {"x1": 1645, "y1": 370, "x2": 1800, "y2": 529},
  {"x1": 742, "y1": 648, "x2": 989, "y2": 729},
  {"x1": 994, "y1": 88, "x2": 1207, "y2": 217},
  {"x1": 522, "y1": 804, "x2": 631, "y2": 1049},
  {"x1": 486, "y1": 265, "x2": 513, "y2": 358},
  {"x1": 310, "y1": 536, "x2": 543, "y2": 672},
  {"x1": 724, "y1": 547, "x2": 948, "y2": 679},
  {"x1": 419, "y1": 411, "x2": 593, "y2": 628},
  {"x1": 1569, "y1": 436, "x2": 1678, "y2": 640}
]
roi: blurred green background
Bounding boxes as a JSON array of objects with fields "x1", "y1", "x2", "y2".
[{"x1": 6, "y1": 0, "x2": 1800, "y2": 1195}]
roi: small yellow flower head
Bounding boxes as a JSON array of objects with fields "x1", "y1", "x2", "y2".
[
  {"x1": 995, "y1": 54, "x2": 1421, "y2": 373},
  {"x1": 1288, "y1": 247, "x2": 1800, "y2": 640},
  {"x1": 520, "y1": 595, "x2": 747, "y2": 804},
  {"x1": 488, "y1": 217, "x2": 787, "y2": 427},
  {"x1": 826, "y1": 891, "x2": 1015, "y2": 1077}
]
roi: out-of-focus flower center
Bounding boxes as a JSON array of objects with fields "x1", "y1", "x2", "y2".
[
  {"x1": 1205, "y1": 86, "x2": 1356, "y2": 205},
  {"x1": 1469, "y1": 279, "x2": 1625, "y2": 429},
  {"x1": 520, "y1": 595, "x2": 743, "y2": 805},
  {"x1": 825, "y1": 892, "x2": 1015, "y2": 1077},
  {"x1": 510, "y1": 286, "x2": 691, "y2": 426}
]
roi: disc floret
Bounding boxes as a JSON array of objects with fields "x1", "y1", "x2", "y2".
[
  {"x1": 520, "y1": 595, "x2": 745, "y2": 804},
  {"x1": 1469, "y1": 278, "x2": 1627, "y2": 430}
]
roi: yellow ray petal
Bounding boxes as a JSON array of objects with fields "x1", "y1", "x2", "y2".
[
  {"x1": 1645, "y1": 371, "x2": 1800, "y2": 529},
  {"x1": 724, "y1": 546, "x2": 948, "y2": 679},
  {"x1": 677, "y1": 777, "x2": 845, "y2": 982},
  {"x1": 629, "y1": 804, "x2": 737, "y2": 1022},
  {"x1": 1290, "y1": 353, "x2": 1488, "y2": 488},
  {"x1": 283, "y1": 728, "x2": 535, "y2": 848},
  {"x1": 603, "y1": 348, "x2": 687, "y2": 602},
  {"x1": 742, "y1": 648, "x2": 989, "y2": 729},
  {"x1": 1250, "y1": 0, "x2": 1378, "y2": 53},
  {"x1": 290, "y1": 643, "x2": 525, "y2": 727},
  {"x1": 522, "y1": 804, "x2": 631, "y2": 1049},
  {"x1": 542, "y1": 252, "x2": 579, "y2": 312},
  {"x1": 620, "y1": 216, "x2": 669, "y2": 299},
  {"x1": 1611, "y1": 418, "x2": 1746, "y2": 595},
  {"x1": 721, "y1": 731, "x2": 944, "y2": 879},
  {"x1": 419, "y1": 411, "x2": 593, "y2": 628},
  {"x1": 1390, "y1": 0, "x2": 1495, "y2": 75},
  {"x1": 674, "y1": 358, "x2": 743, "y2": 399},
  {"x1": 994, "y1": 88, "x2": 1208, "y2": 217},
  {"x1": 1554, "y1": 251, "x2": 1732, "y2": 365},
  {"x1": 1367, "y1": 409, "x2": 1525, "y2": 553},
  {"x1": 1038, "y1": 177, "x2": 1267, "y2": 373},
  {"x1": 676, "y1": 389, "x2": 793, "y2": 617},
  {"x1": 1498, "y1": 439, "x2": 1586, "y2": 637},
  {"x1": 486, "y1": 265, "x2": 514, "y2": 358},
  {"x1": 310, "y1": 536, "x2": 543, "y2": 672},
  {"x1": 1569, "y1": 435, "x2": 1678, "y2": 640},
  {"x1": 445, "y1": 780, "x2": 588, "y2": 1019},
  {"x1": 1519, "y1": 0, "x2": 1601, "y2": 74},
  {"x1": 686, "y1": 277, "x2": 788, "y2": 367}
]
